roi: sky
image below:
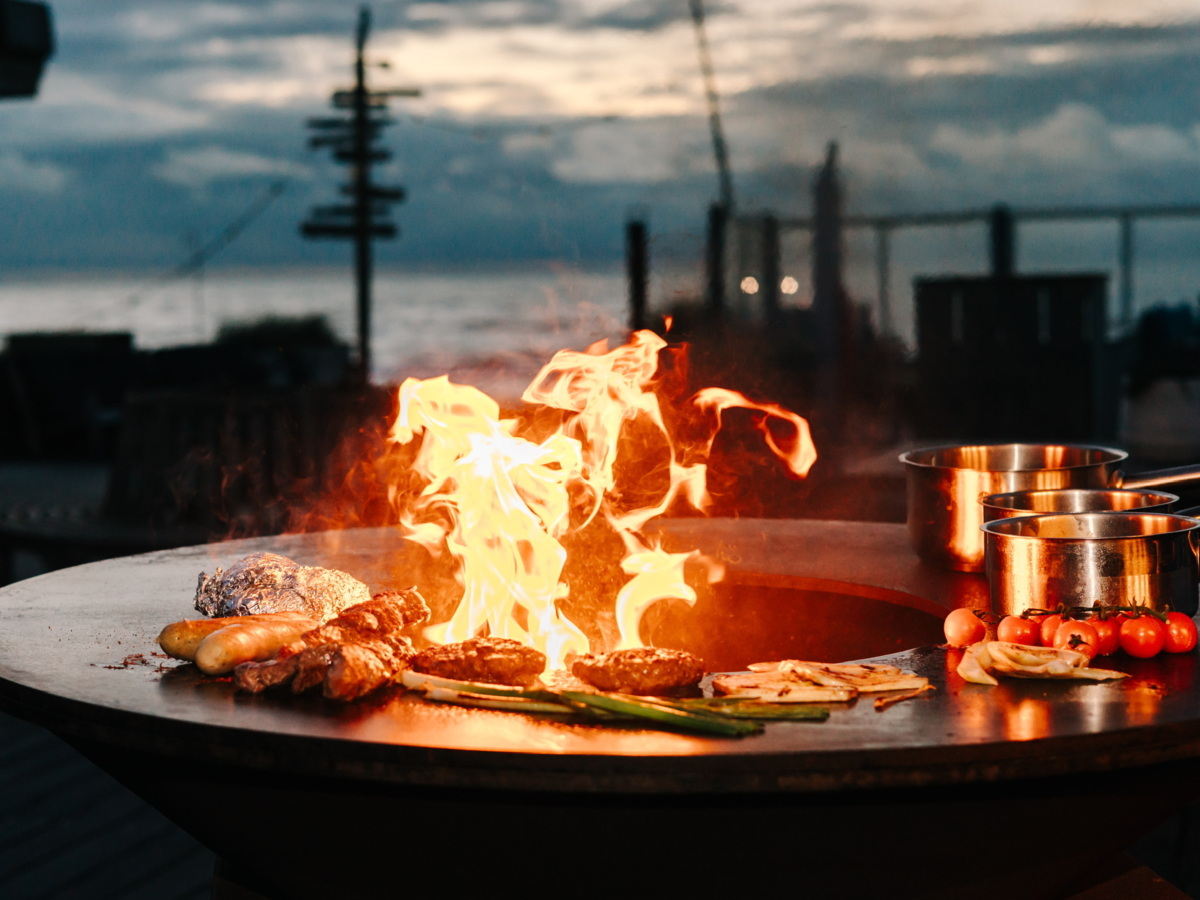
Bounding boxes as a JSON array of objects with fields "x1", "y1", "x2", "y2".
[{"x1": 3, "y1": 0, "x2": 1200, "y2": 319}]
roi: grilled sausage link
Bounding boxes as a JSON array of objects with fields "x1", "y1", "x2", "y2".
[
  {"x1": 193, "y1": 614, "x2": 319, "y2": 675},
  {"x1": 158, "y1": 611, "x2": 316, "y2": 662}
]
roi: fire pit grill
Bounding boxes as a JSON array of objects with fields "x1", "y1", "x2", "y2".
[{"x1": 2, "y1": 521, "x2": 1200, "y2": 899}]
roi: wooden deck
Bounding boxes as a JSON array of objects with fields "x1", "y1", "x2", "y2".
[
  {"x1": 0, "y1": 710, "x2": 213, "y2": 900},
  {"x1": 2, "y1": 699, "x2": 1198, "y2": 899},
  {"x1": 0, "y1": 462, "x2": 217, "y2": 897}
]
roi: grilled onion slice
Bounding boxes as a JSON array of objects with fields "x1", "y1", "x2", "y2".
[{"x1": 958, "y1": 641, "x2": 1129, "y2": 683}]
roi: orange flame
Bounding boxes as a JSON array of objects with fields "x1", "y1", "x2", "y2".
[{"x1": 387, "y1": 330, "x2": 816, "y2": 668}]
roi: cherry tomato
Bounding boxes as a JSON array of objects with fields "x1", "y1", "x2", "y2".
[
  {"x1": 1119, "y1": 614, "x2": 1167, "y2": 659},
  {"x1": 1052, "y1": 619, "x2": 1099, "y2": 660},
  {"x1": 943, "y1": 607, "x2": 986, "y2": 647},
  {"x1": 1088, "y1": 616, "x2": 1121, "y2": 657},
  {"x1": 997, "y1": 615, "x2": 1040, "y2": 646},
  {"x1": 1039, "y1": 614, "x2": 1066, "y2": 648},
  {"x1": 1164, "y1": 612, "x2": 1199, "y2": 654}
]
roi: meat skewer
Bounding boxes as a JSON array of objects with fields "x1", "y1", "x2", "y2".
[{"x1": 234, "y1": 588, "x2": 430, "y2": 699}]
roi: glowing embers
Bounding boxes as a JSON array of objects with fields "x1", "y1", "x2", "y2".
[{"x1": 387, "y1": 330, "x2": 816, "y2": 668}]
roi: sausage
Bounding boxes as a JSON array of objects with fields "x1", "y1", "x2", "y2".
[
  {"x1": 193, "y1": 614, "x2": 320, "y2": 675},
  {"x1": 159, "y1": 617, "x2": 237, "y2": 660},
  {"x1": 157, "y1": 611, "x2": 315, "y2": 661}
]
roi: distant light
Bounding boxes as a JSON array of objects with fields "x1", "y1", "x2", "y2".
[
  {"x1": 780, "y1": 276, "x2": 799, "y2": 295},
  {"x1": 740, "y1": 276, "x2": 759, "y2": 294}
]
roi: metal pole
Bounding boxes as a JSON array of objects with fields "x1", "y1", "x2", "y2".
[
  {"x1": 761, "y1": 214, "x2": 780, "y2": 326},
  {"x1": 353, "y1": 5, "x2": 372, "y2": 383},
  {"x1": 705, "y1": 203, "x2": 727, "y2": 316},
  {"x1": 626, "y1": 219, "x2": 648, "y2": 332},
  {"x1": 811, "y1": 143, "x2": 846, "y2": 434},
  {"x1": 1119, "y1": 212, "x2": 1134, "y2": 328},
  {"x1": 875, "y1": 223, "x2": 892, "y2": 337},
  {"x1": 812, "y1": 143, "x2": 843, "y2": 365},
  {"x1": 989, "y1": 204, "x2": 1015, "y2": 277}
]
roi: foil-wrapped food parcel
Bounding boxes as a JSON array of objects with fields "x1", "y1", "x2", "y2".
[{"x1": 193, "y1": 551, "x2": 371, "y2": 619}]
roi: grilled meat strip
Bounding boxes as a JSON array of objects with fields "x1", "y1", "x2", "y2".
[
  {"x1": 234, "y1": 589, "x2": 429, "y2": 699},
  {"x1": 410, "y1": 636, "x2": 547, "y2": 687},
  {"x1": 289, "y1": 644, "x2": 340, "y2": 694},
  {"x1": 233, "y1": 654, "x2": 300, "y2": 693},
  {"x1": 303, "y1": 588, "x2": 430, "y2": 645},
  {"x1": 571, "y1": 647, "x2": 705, "y2": 695},
  {"x1": 325, "y1": 636, "x2": 419, "y2": 701}
]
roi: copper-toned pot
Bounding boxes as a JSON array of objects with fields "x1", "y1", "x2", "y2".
[
  {"x1": 982, "y1": 487, "x2": 1179, "y2": 522},
  {"x1": 981, "y1": 511, "x2": 1200, "y2": 617},
  {"x1": 900, "y1": 443, "x2": 1200, "y2": 573}
]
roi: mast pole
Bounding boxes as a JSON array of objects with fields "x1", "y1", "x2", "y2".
[{"x1": 352, "y1": 5, "x2": 372, "y2": 382}]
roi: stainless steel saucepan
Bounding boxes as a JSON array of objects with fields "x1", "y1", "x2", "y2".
[
  {"x1": 982, "y1": 487, "x2": 1180, "y2": 523},
  {"x1": 900, "y1": 443, "x2": 1200, "y2": 572},
  {"x1": 981, "y1": 510, "x2": 1200, "y2": 617}
]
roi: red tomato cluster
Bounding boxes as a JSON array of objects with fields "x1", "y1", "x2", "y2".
[{"x1": 982, "y1": 608, "x2": 1199, "y2": 660}]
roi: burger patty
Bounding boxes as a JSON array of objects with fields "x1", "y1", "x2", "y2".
[
  {"x1": 410, "y1": 636, "x2": 547, "y2": 687},
  {"x1": 571, "y1": 647, "x2": 705, "y2": 695}
]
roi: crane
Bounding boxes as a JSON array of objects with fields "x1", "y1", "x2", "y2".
[{"x1": 688, "y1": 0, "x2": 734, "y2": 214}]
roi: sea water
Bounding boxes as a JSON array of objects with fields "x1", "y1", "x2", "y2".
[{"x1": 0, "y1": 264, "x2": 632, "y2": 398}]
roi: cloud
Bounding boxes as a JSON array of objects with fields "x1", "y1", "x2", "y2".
[
  {"x1": 20, "y1": 70, "x2": 211, "y2": 147},
  {"x1": 1111, "y1": 122, "x2": 1198, "y2": 164},
  {"x1": 583, "y1": 0, "x2": 691, "y2": 32},
  {"x1": 550, "y1": 119, "x2": 711, "y2": 183},
  {"x1": 928, "y1": 102, "x2": 1200, "y2": 178},
  {"x1": 151, "y1": 145, "x2": 310, "y2": 190},
  {"x1": 8, "y1": 0, "x2": 1200, "y2": 281},
  {"x1": 0, "y1": 153, "x2": 70, "y2": 194},
  {"x1": 928, "y1": 103, "x2": 1107, "y2": 170},
  {"x1": 402, "y1": 0, "x2": 564, "y2": 33}
]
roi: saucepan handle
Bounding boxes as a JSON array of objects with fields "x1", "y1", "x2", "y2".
[
  {"x1": 1119, "y1": 463, "x2": 1200, "y2": 491},
  {"x1": 1176, "y1": 506, "x2": 1200, "y2": 577},
  {"x1": 1170, "y1": 507, "x2": 1200, "y2": 613}
]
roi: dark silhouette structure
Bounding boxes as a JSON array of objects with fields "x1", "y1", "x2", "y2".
[
  {"x1": 625, "y1": 219, "x2": 648, "y2": 331},
  {"x1": 689, "y1": 0, "x2": 733, "y2": 318},
  {"x1": 810, "y1": 142, "x2": 850, "y2": 415},
  {"x1": 0, "y1": 0, "x2": 52, "y2": 99},
  {"x1": 301, "y1": 5, "x2": 416, "y2": 382},
  {"x1": 913, "y1": 273, "x2": 1120, "y2": 442}
]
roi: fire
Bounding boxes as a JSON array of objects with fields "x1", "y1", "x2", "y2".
[{"x1": 387, "y1": 329, "x2": 816, "y2": 668}]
